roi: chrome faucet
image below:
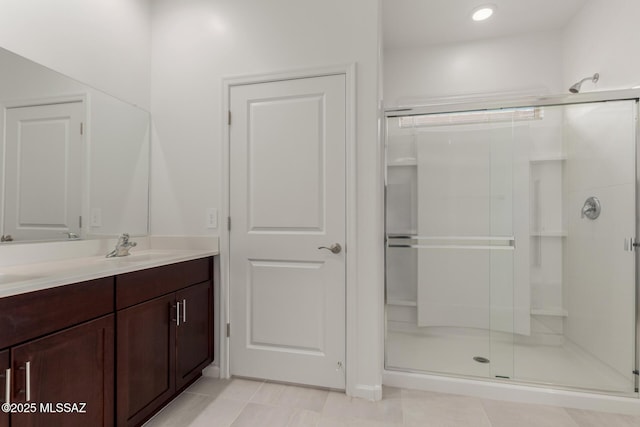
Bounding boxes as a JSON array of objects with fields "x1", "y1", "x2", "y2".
[{"x1": 106, "y1": 233, "x2": 137, "y2": 258}]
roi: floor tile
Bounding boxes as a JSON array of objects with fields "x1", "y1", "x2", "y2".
[
  {"x1": 146, "y1": 377, "x2": 640, "y2": 427},
  {"x1": 230, "y1": 402, "x2": 296, "y2": 427},
  {"x1": 184, "y1": 376, "x2": 234, "y2": 398},
  {"x1": 403, "y1": 392, "x2": 491, "y2": 427},
  {"x1": 286, "y1": 409, "x2": 322, "y2": 427},
  {"x1": 566, "y1": 408, "x2": 640, "y2": 427},
  {"x1": 143, "y1": 392, "x2": 215, "y2": 427},
  {"x1": 251, "y1": 382, "x2": 329, "y2": 412},
  {"x1": 251, "y1": 382, "x2": 288, "y2": 405},
  {"x1": 317, "y1": 416, "x2": 403, "y2": 427},
  {"x1": 189, "y1": 398, "x2": 247, "y2": 427},
  {"x1": 322, "y1": 391, "x2": 403, "y2": 424},
  {"x1": 218, "y1": 378, "x2": 264, "y2": 402},
  {"x1": 481, "y1": 398, "x2": 579, "y2": 427},
  {"x1": 277, "y1": 384, "x2": 329, "y2": 412}
]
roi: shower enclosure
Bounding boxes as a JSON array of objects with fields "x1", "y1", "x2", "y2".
[{"x1": 384, "y1": 91, "x2": 639, "y2": 396}]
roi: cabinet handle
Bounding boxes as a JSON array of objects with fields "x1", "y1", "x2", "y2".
[
  {"x1": 25, "y1": 362, "x2": 31, "y2": 402},
  {"x1": 2, "y1": 368, "x2": 9, "y2": 404},
  {"x1": 182, "y1": 299, "x2": 187, "y2": 323},
  {"x1": 19, "y1": 362, "x2": 31, "y2": 402},
  {"x1": 176, "y1": 302, "x2": 181, "y2": 326}
]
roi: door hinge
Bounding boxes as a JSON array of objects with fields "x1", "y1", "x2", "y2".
[
  {"x1": 80, "y1": 122, "x2": 84, "y2": 135},
  {"x1": 228, "y1": 111, "x2": 231, "y2": 126},
  {"x1": 633, "y1": 370, "x2": 639, "y2": 375},
  {"x1": 226, "y1": 323, "x2": 230, "y2": 337},
  {"x1": 625, "y1": 237, "x2": 639, "y2": 251},
  {"x1": 227, "y1": 217, "x2": 231, "y2": 231}
]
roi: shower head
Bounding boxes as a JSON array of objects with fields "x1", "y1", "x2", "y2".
[{"x1": 569, "y1": 73, "x2": 599, "y2": 93}]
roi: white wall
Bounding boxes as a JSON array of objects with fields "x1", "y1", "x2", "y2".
[
  {"x1": 150, "y1": 0, "x2": 383, "y2": 398},
  {"x1": 563, "y1": 0, "x2": 640, "y2": 91},
  {"x1": 0, "y1": 0, "x2": 152, "y2": 109},
  {"x1": 384, "y1": 31, "x2": 564, "y2": 107}
]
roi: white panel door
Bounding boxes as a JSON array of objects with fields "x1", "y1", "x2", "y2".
[
  {"x1": 229, "y1": 74, "x2": 346, "y2": 389},
  {"x1": 4, "y1": 102, "x2": 83, "y2": 241}
]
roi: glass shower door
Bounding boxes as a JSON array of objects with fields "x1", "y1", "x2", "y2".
[
  {"x1": 385, "y1": 98, "x2": 638, "y2": 395},
  {"x1": 385, "y1": 110, "x2": 518, "y2": 380},
  {"x1": 512, "y1": 100, "x2": 638, "y2": 394}
]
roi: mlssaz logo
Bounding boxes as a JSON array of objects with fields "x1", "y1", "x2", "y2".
[{"x1": 39, "y1": 402, "x2": 87, "y2": 413}]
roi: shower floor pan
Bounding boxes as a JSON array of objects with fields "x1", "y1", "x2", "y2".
[{"x1": 386, "y1": 328, "x2": 632, "y2": 394}]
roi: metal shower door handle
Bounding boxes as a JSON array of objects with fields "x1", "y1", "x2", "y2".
[{"x1": 318, "y1": 243, "x2": 342, "y2": 254}]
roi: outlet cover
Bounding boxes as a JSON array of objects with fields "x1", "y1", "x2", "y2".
[{"x1": 91, "y1": 208, "x2": 102, "y2": 227}]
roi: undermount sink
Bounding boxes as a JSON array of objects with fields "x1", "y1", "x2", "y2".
[{"x1": 0, "y1": 273, "x2": 43, "y2": 285}]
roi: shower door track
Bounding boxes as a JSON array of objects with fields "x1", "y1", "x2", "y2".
[{"x1": 385, "y1": 88, "x2": 640, "y2": 117}]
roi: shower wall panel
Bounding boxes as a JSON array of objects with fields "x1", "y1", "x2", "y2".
[{"x1": 564, "y1": 101, "x2": 636, "y2": 382}]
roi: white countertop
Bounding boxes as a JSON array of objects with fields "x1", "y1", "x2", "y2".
[{"x1": 0, "y1": 237, "x2": 219, "y2": 298}]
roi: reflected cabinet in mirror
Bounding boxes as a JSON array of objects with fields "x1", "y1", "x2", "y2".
[{"x1": 0, "y1": 47, "x2": 149, "y2": 242}]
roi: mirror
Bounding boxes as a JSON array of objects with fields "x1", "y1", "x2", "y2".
[{"x1": 0, "y1": 46, "x2": 149, "y2": 242}]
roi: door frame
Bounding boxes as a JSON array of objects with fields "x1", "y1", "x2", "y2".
[{"x1": 220, "y1": 64, "x2": 357, "y2": 392}]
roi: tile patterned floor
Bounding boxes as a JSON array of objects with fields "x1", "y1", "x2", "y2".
[{"x1": 144, "y1": 377, "x2": 640, "y2": 427}]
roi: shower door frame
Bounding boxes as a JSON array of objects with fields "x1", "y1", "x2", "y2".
[{"x1": 383, "y1": 88, "x2": 640, "y2": 395}]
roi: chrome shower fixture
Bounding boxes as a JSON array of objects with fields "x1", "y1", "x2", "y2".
[{"x1": 569, "y1": 73, "x2": 599, "y2": 93}]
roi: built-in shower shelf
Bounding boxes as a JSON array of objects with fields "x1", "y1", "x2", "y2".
[
  {"x1": 387, "y1": 229, "x2": 417, "y2": 236},
  {"x1": 388, "y1": 158, "x2": 417, "y2": 167},
  {"x1": 531, "y1": 308, "x2": 568, "y2": 317},
  {"x1": 387, "y1": 299, "x2": 417, "y2": 307},
  {"x1": 529, "y1": 155, "x2": 567, "y2": 163},
  {"x1": 530, "y1": 231, "x2": 568, "y2": 237}
]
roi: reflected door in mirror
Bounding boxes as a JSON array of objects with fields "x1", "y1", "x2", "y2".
[{"x1": 4, "y1": 101, "x2": 83, "y2": 241}]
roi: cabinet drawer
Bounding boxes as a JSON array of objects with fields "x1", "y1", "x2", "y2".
[
  {"x1": 116, "y1": 257, "x2": 211, "y2": 310},
  {"x1": 0, "y1": 277, "x2": 114, "y2": 349}
]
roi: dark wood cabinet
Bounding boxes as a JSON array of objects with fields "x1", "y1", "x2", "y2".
[
  {"x1": 116, "y1": 294, "x2": 176, "y2": 427},
  {"x1": 0, "y1": 277, "x2": 114, "y2": 427},
  {"x1": 116, "y1": 259, "x2": 213, "y2": 427},
  {"x1": 0, "y1": 350, "x2": 8, "y2": 427},
  {"x1": 176, "y1": 281, "x2": 212, "y2": 389},
  {"x1": 11, "y1": 315, "x2": 114, "y2": 427},
  {"x1": 0, "y1": 277, "x2": 113, "y2": 350},
  {"x1": 0, "y1": 255, "x2": 213, "y2": 427}
]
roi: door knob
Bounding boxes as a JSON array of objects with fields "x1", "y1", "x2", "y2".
[{"x1": 318, "y1": 243, "x2": 342, "y2": 254}]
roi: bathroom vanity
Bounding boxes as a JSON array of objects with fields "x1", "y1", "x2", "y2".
[{"x1": 0, "y1": 250, "x2": 215, "y2": 427}]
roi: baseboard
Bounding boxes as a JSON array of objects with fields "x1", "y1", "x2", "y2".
[
  {"x1": 202, "y1": 363, "x2": 220, "y2": 378},
  {"x1": 348, "y1": 383, "x2": 383, "y2": 401}
]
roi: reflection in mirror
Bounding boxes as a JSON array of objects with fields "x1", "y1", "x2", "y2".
[{"x1": 0, "y1": 47, "x2": 150, "y2": 243}]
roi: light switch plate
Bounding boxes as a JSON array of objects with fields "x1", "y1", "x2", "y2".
[{"x1": 206, "y1": 208, "x2": 218, "y2": 229}]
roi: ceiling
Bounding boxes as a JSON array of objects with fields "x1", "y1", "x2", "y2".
[{"x1": 383, "y1": 0, "x2": 588, "y2": 48}]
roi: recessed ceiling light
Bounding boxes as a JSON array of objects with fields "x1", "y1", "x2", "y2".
[{"x1": 472, "y1": 5, "x2": 495, "y2": 22}]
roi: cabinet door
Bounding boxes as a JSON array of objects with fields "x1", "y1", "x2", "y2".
[
  {"x1": 11, "y1": 315, "x2": 114, "y2": 427},
  {"x1": 117, "y1": 294, "x2": 176, "y2": 427},
  {"x1": 176, "y1": 281, "x2": 212, "y2": 389},
  {"x1": 0, "y1": 350, "x2": 8, "y2": 427}
]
